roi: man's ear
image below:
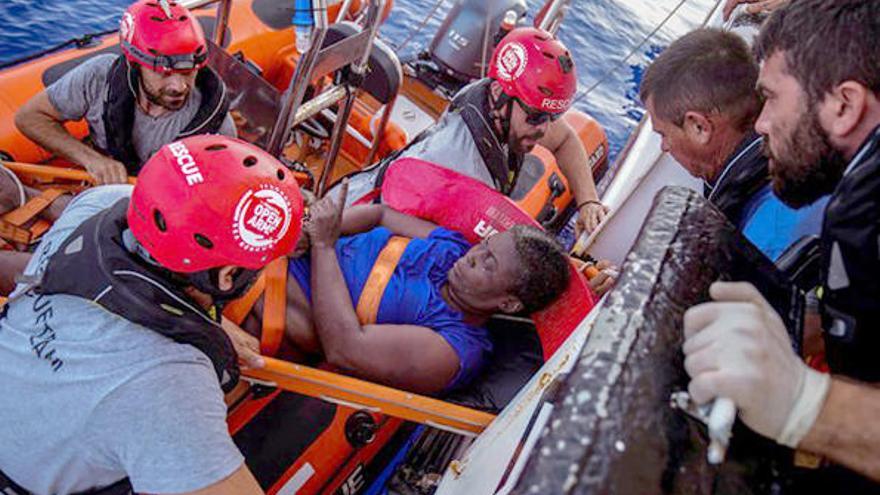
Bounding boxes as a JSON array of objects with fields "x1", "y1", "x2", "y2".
[
  {"x1": 820, "y1": 80, "x2": 870, "y2": 140},
  {"x1": 682, "y1": 110, "x2": 714, "y2": 146},
  {"x1": 498, "y1": 295, "x2": 524, "y2": 315},
  {"x1": 217, "y1": 265, "x2": 238, "y2": 292}
]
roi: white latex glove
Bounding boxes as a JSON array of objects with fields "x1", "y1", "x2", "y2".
[{"x1": 683, "y1": 281, "x2": 830, "y2": 448}]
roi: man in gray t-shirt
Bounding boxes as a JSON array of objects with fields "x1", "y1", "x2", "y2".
[
  {"x1": 14, "y1": 0, "x2": 235, "y2": 186},
  {"x1": 0, "y1": 134, "x2": 303, "y2": 494}
]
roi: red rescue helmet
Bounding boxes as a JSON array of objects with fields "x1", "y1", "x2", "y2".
[
  {"x1": 488, "y1": 27, "x2": 577, "y2": 115},
  {"x1": 119, "y1": 0, "x2": 208, "y2": 74},
  {"x1": 128, "y1": 135, "x2": 304, "y2": 274}
]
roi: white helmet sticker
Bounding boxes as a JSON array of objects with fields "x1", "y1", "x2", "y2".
[
  {"x1": 495, "y1": 41, "x2": 528, "y2": 81},
  {"x1": 232, "y1": 185, "x2": 293, "y2": 252},
  {"x1": 120, "y1": 12, "x2": 135, "y2": 43}
]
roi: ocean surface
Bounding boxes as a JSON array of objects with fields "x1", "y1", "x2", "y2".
[{"x1": 0, "y1": 0, "x2": 717, "y2": 163}]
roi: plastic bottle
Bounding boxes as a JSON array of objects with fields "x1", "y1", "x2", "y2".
[
  {"x1": 294, "y1": 0, "x2": 314, "y2": 54},
  {"x1": 494, "y1": 10, "x2": 519, "y2": 46}
]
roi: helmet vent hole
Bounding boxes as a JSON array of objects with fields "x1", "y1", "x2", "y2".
[
  {"x1": 205, "y1": 144, "x2": 227, "y2": 151},
  {"x1": 243, "y1": 156, "x2": 258, "y2": 167},
  {"x1": 153, "y1": 209, "x2": 167, "y2": 232},
  {"x1": 558, "y1": 55, "x2": 574, "y2": 73},
  {"x1": 146, "y1": 1, "x2": 158, "y2": 6},
  {"x1": 178, "y1": 15, "x2": 187, "y2": 21},
  {"x1": 535, "y1": 33, "x2": 550, "y2": 41},
  {"x1": 194, "y1": 233, "x2": 214, "y2": 249},
  {"x1": 276, "y1": 169, "x2": 286, "y2": 181},
  {"x1": 540, "y1": 50, "x2": 555, "y2": 60},
  {"x1": 148, "y1": 48, "x2": 160, "y2": 56},
  {"x1": 539, "y1": 86, "x2": 553, "y2": 97},
  {"x1": 150, "y1": 16, "x2": 166, "y2": 22}
]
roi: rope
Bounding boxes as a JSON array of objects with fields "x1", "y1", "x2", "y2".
[
  {"x1": 570, "y1": 0, "x2": 688, "y2": 107},
  {"x1": 0, "y1": 29, "x2": 117, "y2": 71},
  {"x1": 388, "y1": 0, "x2": 447, "y2": 53}
]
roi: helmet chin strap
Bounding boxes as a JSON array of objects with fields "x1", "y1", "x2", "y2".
[
  {"x1": 490, "y1": 90, "x2": 521, "y2": 195},
  {"x1": 491, "y1": 91, "x2": 514, "y2": 148},
  {"x1": 123, "y1": 228, "x2": 258, "y2": 306},
  {"x1": 187, "y1": 268, "x2": 260, "y2": 304}
]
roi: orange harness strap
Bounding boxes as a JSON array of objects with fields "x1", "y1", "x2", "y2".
[
  {"x1": 0, "y1": 188, "x2": 65, "y2": 245},
  {"x1": 356, "y1": 236, "x2": 410, "y2": 325},
  {"x1": 259, "y1": 257, "x2": 288, "y2": 356},
  {"x1": 221, "y1": 257, "x2": 288, "y2": 357},
  {"x1": 223, "y1": 234, "x2": 408, "y2": 355},
  {"x1": 222, "y1": 272, "x2": 266, "y2": 325}
]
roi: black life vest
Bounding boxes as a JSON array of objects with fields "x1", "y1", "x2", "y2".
[
  {"x1": 819, "y1": 125, "x2": 880, "y2": 382},
  {"x1": 448, "y1": 78, "x2": 524, "y2": 194},
  {"x1": 705, "y1": 133, "x2": 770, "y2": 227},
  {"x1": 33, "y1": 198, "x2": 240, "y2": 392},
  {"x1": 101, "y1": 56, "x2": 230, "y2": 175},
  {"x1": 367, "y1": 79, "x2": 523, "y2": 195},
  {"x1": 2, "y1": 199, "x2": 240, "y2": 495}
]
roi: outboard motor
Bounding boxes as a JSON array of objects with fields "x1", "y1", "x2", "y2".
[{"x1": 427, "y1": 0, "x2": 527, "y2": 83}]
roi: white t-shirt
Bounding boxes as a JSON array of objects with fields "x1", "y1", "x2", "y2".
[{"x1": 0, "y1": 186, "x2": 243, "y2": 494}]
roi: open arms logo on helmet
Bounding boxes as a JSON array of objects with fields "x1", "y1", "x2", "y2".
[
  {"x1": 495, "y1": 42, "x2": 528, "y2": 81},
  {"x1": 233, "y1": 185, "x2": 294, "y2": 254}
]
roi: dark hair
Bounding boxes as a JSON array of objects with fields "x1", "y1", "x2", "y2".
[
  {"x1": 508, "y1": 225, "x2": 570, "y2": 313},
  {"x1": 640, "y1": 28, "x2": 760, "y2": 133},
  {"x1": 754, "y1": 0, "x2": 880, "y2": 104}
]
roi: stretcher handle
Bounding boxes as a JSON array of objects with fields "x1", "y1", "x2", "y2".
[
  {"x1": 245, "y1": 357, "x2": 496, "y2": 436},
  {"x1": 2, "y1": 161, "x2": 136, "y2": 185}
]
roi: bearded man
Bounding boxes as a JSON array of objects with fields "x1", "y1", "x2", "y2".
[
  {"x1": 14, "y1": 0, "x2": 236, "y2": 184},
  {"x1": 681, "y1": 0, "x2": 880, "y2": 490}
]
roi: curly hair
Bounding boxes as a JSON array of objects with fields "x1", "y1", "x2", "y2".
[{"x1": 508, "y1": 225, "x2": 571, "y2": 314}]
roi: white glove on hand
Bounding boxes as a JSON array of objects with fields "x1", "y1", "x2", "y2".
[{"x1": 683, "y1": 281, "x2": 830, "y2": 448}]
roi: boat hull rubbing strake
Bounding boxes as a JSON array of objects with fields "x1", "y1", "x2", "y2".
[{"x1": 510, "y1": 186, "x2": 806, "y2": 495}]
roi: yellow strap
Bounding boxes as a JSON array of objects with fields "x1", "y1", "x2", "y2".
[{"x1": 356, "y1": 236, "x2": 410, "y2": 325}]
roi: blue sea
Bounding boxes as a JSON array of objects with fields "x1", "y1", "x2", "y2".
[{"x1": 0, "y1": 0, "x2": 716, "y2": 163}]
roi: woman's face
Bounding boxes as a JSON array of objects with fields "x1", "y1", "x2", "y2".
[{"x1": 447, "y1": 231, "x2": 522, "y2": 313}]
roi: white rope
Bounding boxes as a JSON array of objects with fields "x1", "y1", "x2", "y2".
[
  {"x1": 0, "y1": 163, "x2": 27, "y2": 208},
  {"x1": 571, "y1": 0, "x2": 689, "y2": 106}
]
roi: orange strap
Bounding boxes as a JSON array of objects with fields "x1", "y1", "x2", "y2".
[
  {"x1": 221, "y1": 257, "x2": 288, "y2": 357},
  {"x1": 260, "y1": 257, "x2": 288, "y2": 356},
  {"x1": 222, "y1": 273, "x2": 266, "y2": 325},
  {"x1": 0, "y1": 188, "x2": 65, "y2": 245},
  {"x1": 355, "y1": 236, "x2": 410, "y2": 325}
]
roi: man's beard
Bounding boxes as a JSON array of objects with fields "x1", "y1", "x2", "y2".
[
  {"x1": 763, "y1": 107, "x2": 847, "y2": 209},
  {"x1": 511, "y1": 131, "x2": 544, "y2": 154},
  {"x1": 141, "y1": 81, "x2": 189, "y2": 111}
]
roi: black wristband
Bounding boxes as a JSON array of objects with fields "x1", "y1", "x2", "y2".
[{"x1": 577, "y1": 199, "x2": 603, "y2": 210}]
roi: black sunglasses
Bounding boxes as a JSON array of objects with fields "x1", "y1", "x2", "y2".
[
  {"x1": 123, "y1": 40, "x2": 206, "y2": 73},
  {"x1": 515, "y1": 98, "x2": 562, "y2": 126},
  {"x1": 153, "y1": 51, "x2": 207, "y2": 72}
]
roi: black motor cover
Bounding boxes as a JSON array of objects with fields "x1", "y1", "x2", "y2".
[{"x1": 427, "y1": 0, "x2": 527, "y2": 82}]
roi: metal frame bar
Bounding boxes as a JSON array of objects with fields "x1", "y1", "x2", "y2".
[
  {"x1": 537, "y1": 0, "x2": 570, "y2": 33},
  {"x1": 266, "y1": 0, "x2": 331, "y2": 155},
  {"x1": 316, "y1": 0, "x2": 384, "y2": 197},
  {"x1": 213, "y1": 0, "x2": 232, "y2": 46}
]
